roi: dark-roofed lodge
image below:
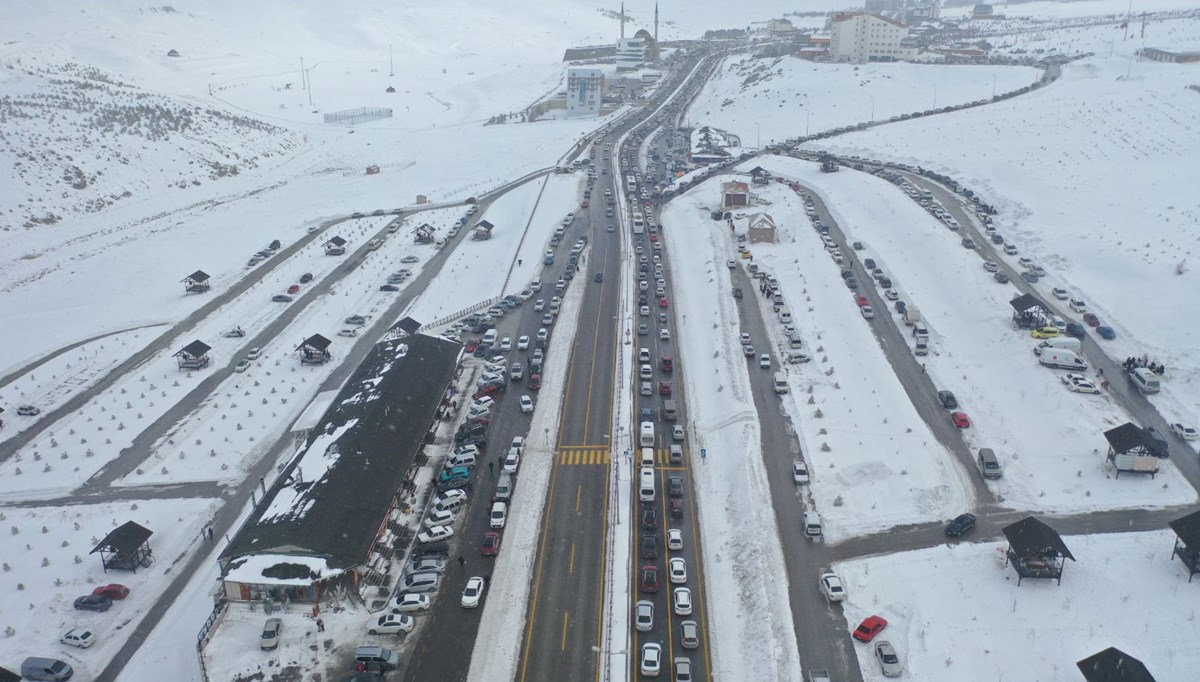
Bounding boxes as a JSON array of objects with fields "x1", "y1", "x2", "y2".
[
  {"x1": 174, "y1": 339, "x2": 211, "y2": 370},
  {"x1": 1168, "y1": 509, "x2": 1200, "y2": 581},
  {"x1": 182, "y1": 269, "x2": 211, "y2": 294},
  {"x1": 91, "y1": 520, "x2": 153, "y2": 572},
  {"x1": 296, "y1": 334, "x2": 332, "y2": 365},
  {"x1": 1003, "y1": 516, "x2": 1075, "y2": 585}
]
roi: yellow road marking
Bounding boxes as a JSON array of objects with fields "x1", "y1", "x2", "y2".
[
  {"x1": 570, "y1": 543, "x2": 576, "y2": 574},
  {"x1": 576, "y1": 484, "x2": 583, "y2": 511},
  {"x1": 561, "y1": 611, "x2": 570, "y2": 651}
]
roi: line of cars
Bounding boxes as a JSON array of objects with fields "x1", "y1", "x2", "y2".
[
  {"x1": 247, "y1": 239, "x2": 282, "y2": 267},
  {"x1": 17, "y1": 583, "x2": 132, "y2": 681}
]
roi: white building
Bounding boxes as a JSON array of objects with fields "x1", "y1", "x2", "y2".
[
  {"x1": 616, "y1": 37, "x2": 646, "y2": 71},
  {"x1": 830, "y1": 12, "x2": 910, "y2": 64},
  {"x1": 566, "y1": 68, "x2": 604, "y2": 116}
]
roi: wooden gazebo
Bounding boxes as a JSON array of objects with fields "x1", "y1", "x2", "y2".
[
  {"x1": 182, "y1": 270, "x2": 211, "y2": 294},
  {"x1": 1003, "y1": 516, "x2": 1075, "y2": 585},
  {"x1": 91, "y1": 521, "x2": 153, "y2": 572},
  {"x1": 173, "y1": 340, "x2": 211, "y2": 370}
]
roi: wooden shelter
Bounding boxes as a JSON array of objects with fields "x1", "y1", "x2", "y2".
[
  {"x1": 181, "y1": 270, "x2": 211, "y2": 294},
  {"x1": 1168, "y1": 509, "x2": 1200, "y2": 581},
  {"x1": 472, "y1": 220, "x2": 495, "y2": 241},
  {"x1": 1010, "y1": 292, "x2": 1049, "y2": 329},
  {"x1": 747, "y1": 213, "x2": 777, "y2": 244},
  {"x1": 173, "y1": 340, "x2": 211, "y2": 371},
  {"x1": 1002, "y1": 516, "x2": 1075, "y2": 585},
  {"x1": 1076, "y1": 647, "x2": 1156, "y2": 682},
  {"x1": 91, "y1": 521, "x2": 153, "y2": 572},
  {"x1": 296, "y1": 334, "x2": 333, "y2": 365},
  {"x1": 323, "y1": 236, "x2": 347, "y2": 255}
]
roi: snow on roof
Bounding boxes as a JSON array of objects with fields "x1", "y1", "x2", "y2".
[{"x1": 222, "y1": 553, "x2": 345, "y2": 586}]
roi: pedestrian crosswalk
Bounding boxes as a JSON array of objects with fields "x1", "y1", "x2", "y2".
[{"x1": 557, "y1": 446, "x2": 680, "y2": 466}]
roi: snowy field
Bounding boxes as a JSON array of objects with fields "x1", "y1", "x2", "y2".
[
  {"x1": 747, "y1": 156, "x2": 1198, "y2": 514},
  {"x1": 0, "y1": 498, "x2": 221, "y2": 681},
  {"x1": 811, "y1": 15, "x2": 1200, "y2": 439},
  {"x1": 688, "y1": 55, "x2": 1040, "y2": 150},
  {"x1": 836, "y1": 530, "x2": 1199, "y2": 682},
  {"x1": 661, "y1": 188, "x2": 803, "y2": 681}
]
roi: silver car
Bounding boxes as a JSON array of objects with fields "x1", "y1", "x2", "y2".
[
  {"x1": 635, "y1": 600, "x2": 654, "y2": 632},
  {"x1": 875, "y1": 640, "x2": 903, "y2": 677}
]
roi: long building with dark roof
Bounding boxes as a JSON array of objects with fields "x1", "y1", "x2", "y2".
[{"x1": 218, "y1": 331, "x2": 461, "y2": 603}]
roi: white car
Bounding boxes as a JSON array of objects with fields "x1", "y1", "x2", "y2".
[
  {"x1": 818, "y1": 571, "x2": 846, "y2": 602},
  {"x1": 489, "y1": 501, "x2": 508, "y2": 529},
  {"x1": 1065, "y1": 379, "x2": 1101, "y2": 394},
  {"x1": 368, "y1": 613, "x2": 414, "y2": 635},
  {"x1": 461, "y1": 576, "x2": 486, "y2": 608},
  {"x1": 672, "y1": 424, "x2": 685, "y2": 441},
  {"x1": 884, "y1": 289, "x2": 899, "y2": 301},
  {"x1": 759, "y1": 354, "x2": 771, "y2": 369},
  {"x1": 517, "y1": 335, "x2": 530, "y2": 350},
  {"x1": 1052, "y1": 287, "x2": 1070, "y2": 300},
  {"x1": 416, "y1": 525, "x2": 454, "y2": 544},
  {"x1": 511, "y1": 436, "x2": 525, "y2": 453},
  {"x1": 667, "y1": 528, "x2": 683, "y2": 551},
  {"x1": 982, "y1": 260, "x2": 999, "y2": 273},
  {"x1": 434, "y1": 488, "x2": 468, "y2": 510},
  {"x1": 246, "y1": 347, "x2": 262, "y2": 360},
  {"x1": 635, "y1": 600, "x2": 654, "y2": 632},
  {"x1": 401, "y1": 255, "x2": 420, "y2": 264},
  {"x1": 534, "y1": 299, "x2": 545, "y2": 311},
  {"x1": 1069, "y1": 299, "x2": 1088, "y2": 313},
  {"x1": 641, "y1": 381, "x2": 653, "y2": 396},
  {"x1": 739, "y1": 332, "x2": 751, "y2": 345},
  {"x1": 235, "y1": 360, "x2": 251, "y2": 373},
  {"x1": 726, "y1": 259, "x2": 736, "y2": 269},
  {"x1": 60, "y1": 627, "x2": 96, "y2": 649},
  {"x1": 673, "y1": 587, "x2": 693, "y2": 615},
  {"x1": 499, "y1": 337, "x2": 512, "y2": 351},
  {"x1": 521, "y1": 395, "x2": 535, "y2": 413},
  {"x1": 669, "y1": 557, "x2": 687, "y2": 584},
  {"x1": 503, "y1": 451, "x2": 520, "y2": 474},
  {"x1": 640, "y1": 642, "x2": 663, "y2": 677},
  {"x1": 875, "y1": 640, "x2": 903, "y2": 678},
  {"x1": 387, "y1": 593, "x2": 431, "y2": 613},
  {"x1": 640, "y1": 305, "x2": 651, "y2": 317},
  {"x1": 424, "y1": 506, "x2": 456, "y2": 528},
  {"x1": 792, "y1": 461, "x2": 809, "y2": 485},
  {"x1": 1171, "y1": 423, "x2": 1198, "y2": 441},
  {"x1": 660, "y1": 329, "x2": 671, "y2": 341}
]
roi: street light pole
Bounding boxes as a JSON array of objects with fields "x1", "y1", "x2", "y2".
[
  {"x1": 932, "y1": 84, "x2": 938, "y2": 108},
  {"x1": 806, "y1": 111, "x2": 811, "y2": 136},
  {"x1": 870, "y1": 96, "x2": 875, "y2": 122}
]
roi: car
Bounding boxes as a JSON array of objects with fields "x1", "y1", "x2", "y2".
[
  {"x1": 642, "y1": 506, "x2": 657, "y2": 531},
  {"x1": 503, "y1": 451, "x2": 520, "y2": 474},
  {"x1": 641, "y1": 565, "x2": 660, "y2": 593},
  {"x1": 516, "y1": 335, "x2": 530, "y2": 350},
  {"x1": 1070, "y1": 299, "x2": 1088, "y2": 313},
  {"x1": 982, "y1": 260, "x2": 999, "y2": 273},
  {"x1": 260, "y1": 617, "x2": 282, "y2": 650},
  {"x1": 489, "y1": 501, "x2": 508, "y2": 529},
  {"x1": 529, "y1": 373, "x2": 541, "y2": 390},
  {"x1": 951, "y1": 411, "x2": 971, "y2": 429},
  {"x1": 1170, "y1": 423, "x2": 1198, "y2": 441},
  {"x1": 368, "y1": 614, "x2": 415, "y2": 635},
  {"x1": 669, "y1": 557, "x2": 687, "y2": 584},
  {"x1": 1096, "y1": 326, "x2": 1116, "y2": 340},
  {"x1": 680, "y1": 619, "x2": 700, "y2": 649},
  {"x1": 1064, "y1": 378, "x2": 1101, "y2": 394},
  {"x1": 672, "y1": 424, "x2": 685, "y2": 441},
  {"x1": 638, "y1": 324, "x2": 649, "y2": 336},
  {"x1": 660, "y1": 328, "x2": 671, "y2": 341},
  {"x1": 518, "y1": 395, "x2": 535, "y2": 413},
  {"x1": 659, "y1": 380, "x2": 672, "y2": 396},
  {"x1": 424, "y1": 506, "x2": 456, "y2": 528},
  {"x1": 743, "y1": 344, "x2": 755, "y2": 357},
  {"x1": 659, "y1": 296, "x2": 669, "y2": 308},
  {"x1": 994, "y1": 271, "x2": 1010, "y2": 284},
  {"x1": 388, "y1": 593, "x2": 431, "y2": 613},
  {"x1": 60, "y1": 627, "x2": 97, "y2": 648},
  {"x1": 481, "y1": 531, "x2": 502, "y2": 557},
  {"x1": 674, "y1": 657, "x2": 693, "y2": 682},
  {"x1": 401, "y1": 255, "x2": 420, "y2": 264},
  {"x1": 380, "y1": 284, "x2": 399, "y2": 292},
  {"x1": 635, "y1": 600, "x2": 655, "y2": 632},
  {"x1": 417, "y1": 525, "x2": 454, "y2": 544},
  {"x1": 73, "y1": 594, "x2": 112, "y2": 612},
  {"x1": 1066, "y1": 322, "x2": 1086, "y2": 338},
  {"x1": 818, "y1": 571, "x2": 846, "y2": 602},
  {"x1": 271, "y1": 294, "x2": 293, "y2": 303},
  {"x1": 792, "y1": 460, "x2": 810, "y2": 485},
  {"x1": 945, "y1": 512, "x2": 977, "y2": 537},
  {"x1": 1004, "y1": 244, "x2": 1018, "y2": 255},
  {"x1": 853, "y1": 614, "x2": 889, "y2": 642},
  {"x1": 1052, "y1": 287, "x2": 1070, "y2": 300},
  {"x1": 461, "y1": 576, "x2": 486, "y2": 608},
  {"x1": 1031, "y1": 326, "x2": 1060, "y2": 339},
  {"x1": 534, "y1": 299, "x2": 545, "y2": 311},
  {"x1": 861, "y1": 305, "x2": 875, "y2": 319},
  {"x1": 667, "y1": 529, "x2": 684, "y2": 552},
  {"x1": 884, "y1": 289, "x2": 899, "y2": 301},
  {"x1": 640, "y1": 642, "x2": 663, "y2": 676},
  {"x1": 345, "y1": 315, "x2": 367, "y2": 326},
  {"x1": 1083, "y1": 313, "x2": 1101, "y2": 327},
  {"x1": 937, "y1": 390, "x2": 958, "y2": 409},
  {"x1": 642, "y1": 534, "x2": 659, "y2": 559},
  {"x1": 667, "y1": 474, "x2": 683, "y2": 497},
  {"x1": 299, "y1": 272, "x2": 314, "y2": 283},
  {"x1": 671, "y1": 586, "x2": 695, "y2": 617}
]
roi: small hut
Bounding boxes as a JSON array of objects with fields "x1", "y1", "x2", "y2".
[
  {"x1": 1002, "y1": 516, "x2": 1075, "y2": 585},
  {"x1": 296, "y1": 334, "x2": 333, "y2": 365},
  {"x1": 91, "y1": 521, "x2": 154, "y2": 572},
  {"x1": 323, "y1": 236, "x2": 347, "y2": 256},
  {"x1": 173, "y1": 340, "x2": 211, "y2": 371},
  {"x1": 1168, "y1": 509, "x2": 1200, "y2": 581},
  {"x1": 181, "y1": 270, "x2": 211, "y2": 294},
  {"x1": 747, "y1": 213, "x2": 777, "y2": 244},
  {"x1": 721, "y1": 181, "x2": 749, "y2": 209}
]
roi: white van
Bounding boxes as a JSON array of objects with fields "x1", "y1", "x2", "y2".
[
  {"x1": 778, "y1": 308, "x2": 793, "y2": 325},
  {"x1": 639, "y1": 466, "x2": 656, "y2": 502},
  {"x1": 641, "y1": 447, "x2": 656, "y2": 468},
  {"x1": 481, "y1": 329, "x2": 498, "y2": 345},
  {"x1": 773, "y1": 372, "x2": 789, "y2": 394},
  {"x1": 1038, "y1": 350, "x2": 1087, "y2": 371},
  {"x1": 1033, "y1": 337, "x2": 1081, "y2": 356},
  {"x1": 640, "y1": 421, "x2": 655, "y2": 447},
  {"x1": 1129, "y1": 367, "x2": 1160, "y2": 394}
]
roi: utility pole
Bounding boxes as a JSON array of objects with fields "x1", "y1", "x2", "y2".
[
  {"x1": 300, "y1": 57, "x2": 306, "y2": 91},
  {"x1": 389, "y1": 44, "x2": 394, "y2": 77}
]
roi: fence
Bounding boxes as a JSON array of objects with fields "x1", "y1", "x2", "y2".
[
  {"x1": 195, "y1": 594, "x2": 229, "y2": 682},
  {"x1": 418, "y1": 297, "x2": 500, "y2": 332},
  {"x1": 323, "y1": 107, "x2": 393, "y2": 125}
]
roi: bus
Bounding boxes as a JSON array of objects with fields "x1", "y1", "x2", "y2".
[
  {"x1": 632, "y1": 212, "x2": 644, "y2": 230},
  {"x1": 625, "y1": 174, "x2": 638, "y2": 194}
]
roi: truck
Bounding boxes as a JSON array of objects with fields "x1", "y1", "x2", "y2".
[
  {"x1": 1038, "y1": 349, "x2": 1088, "y2": 371},
  {"x1": 903, "y1": 305, "x2": 921, "y2": 326},
  {"x1": 1034, "y1": 337, "x2": 1081, "y2": 356}
]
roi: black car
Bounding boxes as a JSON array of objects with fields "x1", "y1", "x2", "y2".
[
  {"x1": 1143, "y1": 426, "x2": 1170, "y2": 458},
  {"x1": 641, "y1": 506, "x2": 657, "y2": 531},
  {"x1": 380, "y1": 284, "x2": 399, "y2": 292},
  {"x1": 667, "y1": 475, "x2": 683, "y2": 498},
  {"x1": 732, "y1": 287, "x2": 742, "y2": 299},
  {"x1": 937, "y1": 390, "x2": 958, "y2": 409},
  {"x1": 864, "y1": 258, "x2": 877, "y2": 270},
  {"x1": 1065, "y1": 322, "x2": 1086, "y2": 338},
  {"x1": 74, "y1": 594, "x2": 112, "y2": 612},
  {"x1": 845, "y1": 278, "x2": 859, "y2": 290},
  {"x1": 271, "y1": 294, "x2": 293, "y2": 303},
  {"x1": 895, "y1": 300, "x2": 907, "y2": 315},
  {"x1": 472, "y1": 343, "x2": 492, "y2": 358},
  {"x1": 945, "y1": 513, "x2": 977, "y2": 538},
  {"x1": 299, "y1": 272, "x2": 314, "y2": 284},
  {"x1": 594, "y1": 272, "x2": 603, "y2": 283},
  {"x1": 641, "y1": 535, "x2": 658, "y2": 559}
]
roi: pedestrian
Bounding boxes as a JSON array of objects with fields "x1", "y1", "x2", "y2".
[
  {"x1": 1097, "y1": 368, "x2": 1104, "y2": 377},
  {"x1": 317, "y1": 618, "x2": 325, "y2": 632},
  {"x1": 518, "y1": 259, "x2": 523, "y2": 267},
  {"x1": 457, "y1": 555, "x2": 466, "y2": 569},
  {"x1": 483, "y1": 574, "x2": 491, "y2": 588},
  {"x1": 488, "y1": 461, "x2": 494, "y2": 475},
  {"x1": 207, "y1": 527, "x2": 215, "y2": 541},
  {"x1": 921, "y1": 363, "x2": 926, "y2": 373}
]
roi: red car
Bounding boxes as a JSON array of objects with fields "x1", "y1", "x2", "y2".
[
  {"x1": 670, "y1": 499, "x2": 684, "y2": 518},
  {"x1": 649, "y1": 234, "x2": 659, "y2": 243},
  {"x1": 853, "y1": 615, "x2": 888, "y2": 642},
  {"x1": 951, "y1": 411, "x2": 971, "y2": 429},
  {"x1": 465, "y1": 339, "x2": 480, "y2": 353},
  {"x1": 92, "y1": 584, "x2": 130, "y2": 600},
  {"x1": 660, "y1": 355, "x2": 673, "y2": 373},
  {"x1": 659, "y1": 381, "x2": 672, "y2": 396},
  {"x1": 287, "y1": 284, "x2": 301, "y2": 295},
  {"x1": 529, "y1": 373, "x2": 542, "y2": 391},
  {"x1": 473, "y1": 385, "x2": 500, "y2": 400},
  {"x1": 1083, "y1": 313, "x2": 1101, "y2": 327},
  {"x1": 481, "y1": 531, "x2": 501, "y2": 557},
  {"x1": 658, "y1": 297, "x2": 669, "y2": 308},
  {"x1": 581, "y1": 200, "x2": 590, "y2": 208},
  {"x1": 640, "y1": 565, "x2": 660, "y2": 593},
  {"x1": 855, "y1": 294, "x2": 869, "y2": 307}
]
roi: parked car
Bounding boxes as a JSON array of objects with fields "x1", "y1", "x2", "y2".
[
  {"x1": 819, "y1": 571, "x2": 846, "y2": 602},
  {"x1": 388, "y1": 593, "x2": 431, "y2": 613},
  {"x1": 368, "y1": 614, "x2": 414, "y2": 635},
  {"x1": 1066, "y1": 322, "x2": 1086, "y2": 338},
  {"x1": 640, "y1": 642, "x2": 663, "y2": 677},
  {"x1": 271, "y1": 294, "x2": 293, "y2": 303},
  {"x1": 945, "y1": 512, "x2": 977, "y2": 537},
  {"x1": 92, "y1": 584, "x2": 130, "y2": 600},
  {"x1": 640, "y1": 565, "x2": 660, "y2": 593},
  {"x1": 481, "y1": 531, "x2": 502, "y2": 557},
  {"x1": 673, "y1": 586, "x2": 693, "y2": 615},
  {"x1": 299, "y1": 272, "x2": 314, "y2": 283},
  {"x1": 680, "y1": 619, "x2": 700, "y2": 649},
  {"x1": 635, "y1": 600, "x2": 655, "y2": 632},
  {"x1": 951, "y1": 411, "x2": 971, "y2": 429},
  {"x1": 73, "y1": 594, "x2": 112, "y2": 612},
  {"x1": 792, "y1": 461, "x2": 809, "y2": 484},
  {"x1": 1096, "y1": 326, "x2": 1116, "y2": 340},
  {"x1": 667, "y1": 528, "x2": 683, "y2": 551},
  {"x1": 853, "y1": 615, "x2": 888, "y2": 642},
  {"x1": 60, "y1": 628, "x2": 96, "y2": 649},
  {"x1": 1171, "y1": 423, "x2": 1198, "y2": 441},
  {"x1": 937, "y1": 390, "x2": 958, "y2": 409},
  {"x1": 260, "y1": 617, "x2": 282, "y2": 650},
  {"x1": 875, "y1": 641, "x2": 903, "y2": 677}
]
